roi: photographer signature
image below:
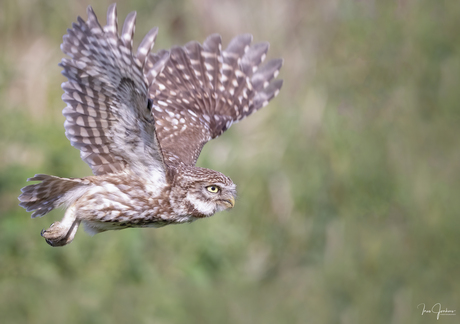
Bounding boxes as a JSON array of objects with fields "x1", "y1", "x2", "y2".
[{"x1": 417, "y1": 303, "x2": 456, "y2": 320}]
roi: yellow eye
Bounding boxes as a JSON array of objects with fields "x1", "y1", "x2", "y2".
[{"x1": 206, "y1": 185, "x2": 219, "y2": 193}]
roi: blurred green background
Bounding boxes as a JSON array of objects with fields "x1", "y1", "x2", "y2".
[{"x1": 1, "y1": 0, "x2": 459, "y2": 323}]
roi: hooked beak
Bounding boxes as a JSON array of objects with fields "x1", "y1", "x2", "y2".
[{"x1": 222, "y1": 196, "x2": 235, "y2": 209}]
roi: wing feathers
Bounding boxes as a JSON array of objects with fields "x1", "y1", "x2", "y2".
[
  {"x1": 183, "y1": 41, "x2": 215, "y2": 113},
  {"x1": 137, "y1": 27, "x2": 159, "y2": 66},
  {"x1": 221, "y1": 34, "x2": 252, "y2": 92},
  {"x1": 202, "y1": 34, "x2": 222, "y2": 92},
  {"x1": 86, "y1": 6, "x2": 104, "y2": 35},
  {"x1": 184, "y1": 41, "x2": 207, "y2": 89},
  {"x1": 104, "y1": 3, "x2": 118, "y2": 34},
  {"x1": 225, "y1": 34, "x2": 253, "y2": 54},
  {"x1": 251, "y1": 58, "x2": 283, "y2": 91},
  {"x1": 145, "y1": 50, "x2": 170, "y2": 89},
  {"x1": 59, "y1": 5, "x2": 283, "y2": 171},
  {"x1": 121, "y1": 11, "x2": 136, "y2": 50},
  {"x1": 253, "y1": 79, "x2": 283, "y2": 110},
  {"x1": 240, "y1": 42, "x2": 269, "y2": 75},
  {"x1": 60, "y1": 5, "x2": 167, "y2": 181},
  {"x1": 62, "y1": 103, "x2": 114, "y2": 120},
  {"x1": 148, "y1": 34, "x2": 283, "y2": 166},
  {"x1": 170, "y1": 47, "x2": 200, "y2": 93}
]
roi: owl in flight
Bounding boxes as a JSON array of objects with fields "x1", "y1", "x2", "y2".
[{"x1": 18, "y1": 4, "x2": 283, "y2": 246}]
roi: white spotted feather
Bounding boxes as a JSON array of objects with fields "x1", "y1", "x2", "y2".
[
  {"x1": 148, "y1": 33, "x2": 284, "y2": 166},
  {"x1": 60, "y1": 4, "x2": 167, "y2": 182}
]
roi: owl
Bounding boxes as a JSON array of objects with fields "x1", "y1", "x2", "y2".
[{"x1": 18, "y1": 4, "x2": 283, "y2": 246}]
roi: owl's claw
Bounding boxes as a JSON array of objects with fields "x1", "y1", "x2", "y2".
[
  {"x1": 41, "y1": 221, "x2": 67, "y2": 246},
  {"x1": 41, "y1": 220, "x2": 79, "y2": 247}
]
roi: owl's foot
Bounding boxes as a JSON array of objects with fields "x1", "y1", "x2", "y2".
[
  {"x1": 40, "y1": 203, "x2": 79, "y2": 247},
  {"x1": 41, "y1": 220, "x2": 79, "y2": 247},
  {"x1": 41, "y1": 221, "x2": 79, "y2": 246}
]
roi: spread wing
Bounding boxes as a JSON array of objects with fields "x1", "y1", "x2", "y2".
[
  {"x1": 60, "y1": 4, "x2": 169, "y2": 182},
  {"x1": 147, "y1": 34, "x2": 283, "y2": 166}
]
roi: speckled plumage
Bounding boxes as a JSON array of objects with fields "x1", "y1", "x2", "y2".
[{"x1": 18, "y1": 4, "x2": 283, "y2": 246}]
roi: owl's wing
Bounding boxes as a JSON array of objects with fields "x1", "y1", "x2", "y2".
[
  {"x1": 60, "y1": 4, "x2": 169, "y2": 181},
  {"x1": 147, "y1": 34, "x2": 283, "y2": 166}
]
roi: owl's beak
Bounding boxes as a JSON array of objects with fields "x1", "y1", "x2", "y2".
[
  {"x1": 228, "y1": 196, "x2": 235, "y2": 208},
  {"x1": 222, "y1": 196, "x2": 235, "y2": 209}
]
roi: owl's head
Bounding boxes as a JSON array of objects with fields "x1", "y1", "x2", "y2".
[{"x1": 171, "y1": 166, "x2": 237, "y2": 218}]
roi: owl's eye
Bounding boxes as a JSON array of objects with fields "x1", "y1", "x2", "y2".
[{"x1": 206, "y1": 185, "x2": 220, "y2": 193}]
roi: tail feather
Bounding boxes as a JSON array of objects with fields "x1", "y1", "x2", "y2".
[{"x1": 18, "y1": 174, "x2": 86, "y2": 218}]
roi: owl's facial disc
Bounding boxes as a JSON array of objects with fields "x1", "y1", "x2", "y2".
[{"x1": 186, "y1": 181, "x2": 237, "y2": 217}]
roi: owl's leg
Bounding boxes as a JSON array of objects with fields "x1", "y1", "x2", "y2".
[{"x1": 41, "y1": 203, "x2": 80, "y2": 247}]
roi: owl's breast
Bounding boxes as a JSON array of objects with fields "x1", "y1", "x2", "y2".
[{"x1": 74, "y1": 174, "x2": 184, "y2": 232}]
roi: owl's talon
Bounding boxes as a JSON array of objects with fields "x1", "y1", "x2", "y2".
[{"x1": 41, "y1": 220, "x2": 79, "y2": 247}]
